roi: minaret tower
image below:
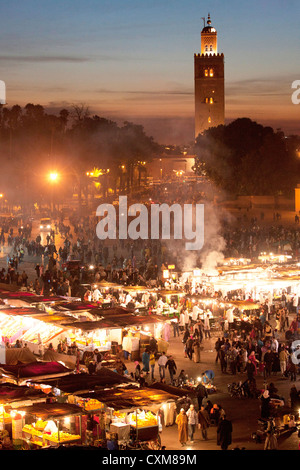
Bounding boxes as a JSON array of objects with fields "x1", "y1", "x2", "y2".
[{"x1": 194, "y1": 14, "x2": 225, "y2": 138}]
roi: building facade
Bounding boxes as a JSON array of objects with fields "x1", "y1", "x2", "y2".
[{"x1": 194, "y1": 14, "x2": 225, "y2": 139}]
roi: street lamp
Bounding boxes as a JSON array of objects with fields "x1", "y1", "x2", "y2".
[
  {"x1": 49, "y1": 172, "x2": 59, "y2": 182},
  {"x1": 48, "y1": 172, "x2": 60, "y2": 215}
]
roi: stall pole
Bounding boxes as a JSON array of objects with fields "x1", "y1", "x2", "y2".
[
  {"x1": 80, "y1": 414, "x2": 82, "y2": 442},
  {"x1": 2, "y1": 407, "x2": 4, "y2": 433},
  {"x1": 57, "y1": 420, "x2": 60, "y2": 444},
  {"x1": 136, "y1": 410, "x2": 138, "y2": 442}
]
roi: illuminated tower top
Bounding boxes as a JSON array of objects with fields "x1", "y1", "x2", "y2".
[{"x1": 201, "y1": 13, "x2": 218, "y2": 55}]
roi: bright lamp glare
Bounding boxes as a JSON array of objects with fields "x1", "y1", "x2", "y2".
[{"x1": 49, "y1": 172, "x2": 58, "y2": 181}]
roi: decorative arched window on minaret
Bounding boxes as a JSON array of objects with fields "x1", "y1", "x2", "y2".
[{"x1": 194, "y1": 13, "x2": 225, "y2": 139}]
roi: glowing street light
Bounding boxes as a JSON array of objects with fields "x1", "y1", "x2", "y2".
[{"x1": 49, "y1": 172, "x2": 59, "y2": 182}]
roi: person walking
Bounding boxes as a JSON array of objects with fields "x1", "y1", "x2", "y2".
[
  {"x1": 264, "y1": 418, "x2": 278, "y2": 450},
  {"x1": 185, "y1": 336, "x2": 194, "y2": 360},
  {"x1": 245, "y1": 358, "x2": 256, "y2": 381},
  {"x1": 279, "y1": 346, "x2": 289, "y2": 376},
  {"x1": 165, "y1": 355, "x2": 177, "y2": 385},
  {"x1": 215, "y1": 337, "x2": 222, "y2": 363},
  {"x1": 264, "y1": 349, "x2": 274, "y2": 378},
  {"x1": 290, "y1": 385, "x2": 300, "y2": 413},
  {"x1": 172, "y1": 317, "x2": 180, "y2": 337},
  {"x1": 193, "y1": 339, "x2": 201, "y2": 363},
  {"x1": 175, "y1": 409, "x2": 188, "y2": 447},
  {"x1": 141, "y1": 348, "x2": 150, "y2": 375},
  {"x1": 195, "y1": 382, "x2": 208, "y2": 409},
  {"x1": 217, "y1": 415, "x2": 232, "y2": 450},
  {"x1": 198, "y1": 405, "x2": 210, "y2": 440},
  {"x1": 219, "y1": 345, "x2": 227, "y2": 373},
  {"x1": 186, "y1": 404, "x2": 198, "y2": 444},
  {"x1": 260, "y1": 390, "x2": 271, "y2": 419},
  {"x1": 157, "y1": 352, "x2": 168, "y2": 381},
  {"x1": 134, "y1": 361, "x2": 141, "y2": 381},
  {"x1": 204, "y1": 314, "x2": 211, "y2": 339},
  {"x1": 149, "y1": 351, "x2": 156, "y2": 381},
  {"x1": 288, "y1": 356, "x2": 297, "y2": 382}
]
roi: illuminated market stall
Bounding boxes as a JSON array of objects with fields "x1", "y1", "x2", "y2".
[
  {"x1": 70, "y1": 385, "x2": 178, "y2": 445},
  {"x1": 0, "y1": 361, "x2": 74, "y2": 386},
  {"x1": 0, "y1": 308, "x2": 69, "y2": 353},
  {"x1": 26, "y1": 367, "x2": 172, "y2": 446},
  {"x1": 62, "y1": 313, "x2": 165, "y2": 361},
  {"x1": 0, "y1": 290, "x2": 66, "y2": 310},
  {"x1": 18, "y1": 402, "x2": 85, "y2": 449},
  {"x1": 0, "y1": 382, "x2": 48, "y2": 447}
]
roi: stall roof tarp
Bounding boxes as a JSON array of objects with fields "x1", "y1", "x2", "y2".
[
  {"x1": 0, "y1": 291, "x2": 64, "y2": 303},
  {"x1": 122, "y1": 285, "x2": 152, "y2": 292},
  {"x1": 42, "y1": 350, "x2": 77, "y2": 370},
  {"x1": 29, "y1": 368, "x2": 135, "y2": 393},
  {"x1": 26, "y1": 313, "x2": 78, "y2": 325},
  {"x1": 92, "y1": 306, "x2": 134, "y2": 317},
  {"x1": 0, "y1": 361, "x2": 73, "y2": 380},
  {"x1": 156, "y1": 290, "x2": 185, "y2": 296},
  {"x1": 0, "y1": 289, "x2": 36, "y2": 297},
  {"x1": 227, "y1": 300, "x2": 261, "y2": 310},
  {"x1": 0, "y1": 382, "x2": 46, "y2": 403},
  {"x1": 20, "y1": 295, "x2": 65, "y2": 304},
  {"x1": 56, "y1": 302, "x2": 99, "y2": 311},
  {"x1": 148, "y1": 382, "x2": 197, "y2": 397},
  {"x1": 76, "y1": 385, "x2": 178, "y2": 411},
  {"x1": 95, "y1": 282, "x2": 123, "y2": 289},
  {"x1": 63, "y1": 314, "x2": 164, "y2": 330},
  {"x1": 186, "y1": 295, "x2": 217, "y2": 301},
  {"x1": 5, "y1": 347, "x2": 38, "y2": 365},
  {"x1": 16, "y1": 402, "x2": 85, "y2": 419},
  {"x1": 0, "y1": 307, "x2": 48, "y2": 316}
]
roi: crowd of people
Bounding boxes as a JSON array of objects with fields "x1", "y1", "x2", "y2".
[{"x1": 0, "y1": 203, "x2": 300, "y2": 450}]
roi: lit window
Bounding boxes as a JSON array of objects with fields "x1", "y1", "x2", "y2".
[
  {"x1": 208, "y1": 117, "x2": 211, "y2": 123},
  {"x1": 210, "y1": 97, "x2": 214, "y2": 104},
  {"x1": 204, "y1": 69, "x2": 209, "y2": 77},
  {"x1": 205, "y1": 97, "x2": 209, "y2": 103},
  {"x1": 209, "y1": 68, "x2": 214, "y2": 77}
]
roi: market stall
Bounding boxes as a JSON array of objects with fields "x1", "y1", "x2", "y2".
[
  {"x1": 0, "y1": 361, "x2": 74, "y2": 386},
  {"x1": 0, "y1": 291, "x2": 66, "y2": 310},
  {"x1": 3, "y1": 347, "x2": 37, "y2": 366},
  {"x1": 120, "y1": 286, "x2": 156, "y2": 313},
  {"x1": 0, "y1": 382, "x2": 48, "y2": 448},
  {"x1": 17, "y1": 402, "x2": 85, "y2": 449},
  {"x1": 70, "y1": 384, "x2": 178, "y2": 445},
  {"x1": 61, "y1": 313, "x2": 165, "y2": 360},
  {"x1": 28, "y1": 368, "x2": 135, "y2": 396},
  {"x1": 0, "y1": 308, "x2": 70, "y2": 354}
]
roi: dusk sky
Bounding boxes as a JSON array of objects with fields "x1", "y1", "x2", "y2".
[{"x1": 0, "y1": 0, "x2": 299, "y2": 144}]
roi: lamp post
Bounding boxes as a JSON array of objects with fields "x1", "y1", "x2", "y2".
[{"x1": 48, "y1": 172, "x2": 59, "y2": 216}]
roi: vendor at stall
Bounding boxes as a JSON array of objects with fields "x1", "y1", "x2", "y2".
[{"x1": 201, "y1": 370, "x2": 215, "y2": 386}]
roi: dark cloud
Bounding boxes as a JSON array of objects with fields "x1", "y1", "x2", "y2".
[
  {"x1": 92, "y1": 88, "x2": 193, "y2": 96},
  {"x1": 226, "y1": 76, "x2": 292, "y2": 98},
  {"x1": 0, "y1": 55, "x2": 91, "y2": 63},
  {"x1": 91, "y1": 88, "x2": 194, "y2": 103}
]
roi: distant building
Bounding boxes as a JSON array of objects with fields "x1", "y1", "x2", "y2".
[
  {"x1": 146, "y1": 152, "x2": 195, "y2": 182},
  {"x1": 194, "y1": 14, "x2": 225, "y2": 138}
]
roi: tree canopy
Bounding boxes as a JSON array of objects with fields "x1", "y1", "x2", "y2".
[
  {"x1": 193, "y1": 118, "x2": 300, "y2": 197},
  {"x1": 0, "y1": 103, "x2": 161, "y2": 210}
]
